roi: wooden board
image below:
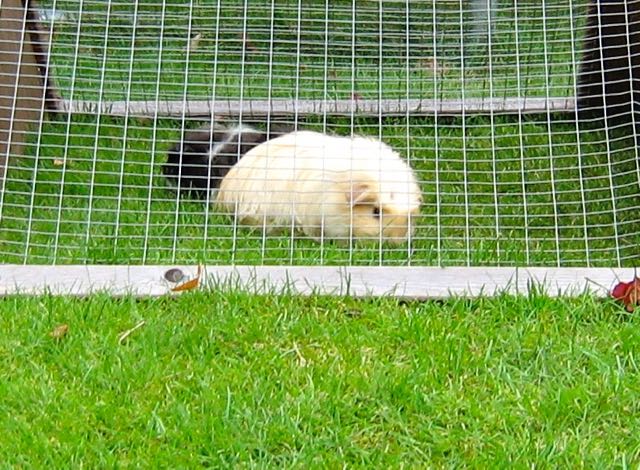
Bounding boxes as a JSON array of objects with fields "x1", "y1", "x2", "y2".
[
  {"x1": 0, "y1": 0, "x2": 59, "y2": 190},
  {"x1": 0, "y1": 0, "x2": 44, "y2": 188},
  {"x1": 61, "y1": 96, "x2": 577, "y2": 118},
  {"x1": 0, "y1": 265, "x2": 632, "y2": 298}
]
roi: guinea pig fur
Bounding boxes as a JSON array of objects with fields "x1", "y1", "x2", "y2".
[
  {"x1": 215, "y1": 130, "x2": 422, "y2": 244},
  {"x1": 163, "y1": 124, "x2": 274, "y2": 199}
]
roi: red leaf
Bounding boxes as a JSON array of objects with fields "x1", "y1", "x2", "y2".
[
  {"x1": 612, "y1": 281, "x2": 630, "y2": 300},
  {"x1": 611, "y1": 277, "x2": 640, "y2": 313}
]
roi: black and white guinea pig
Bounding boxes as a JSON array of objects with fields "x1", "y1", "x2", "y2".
[
  {"x1": 216, "y1": 131, "x2": 423, "y2": 244},
  {"x1": 163, "y1": 123, "x2": 288, "y2": 198}
]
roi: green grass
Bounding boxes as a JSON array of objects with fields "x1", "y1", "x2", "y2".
[
  {"x1": 2, "y1": 291, "x2": 640, "y2": 466},
  {"x1": 1, "y1": 114, "x2": 639, "y2": 266},
  {"x1": 1, "y1": 0, "x2": 638, "y2": 266},
  {"x1": 45, "y1": 0, "x2": 586, "y2": 102}
]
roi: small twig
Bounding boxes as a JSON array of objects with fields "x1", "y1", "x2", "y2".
[
  {"x1": 292, "y1": 342, "x2": 308, "y2": 367},
  {"x1": 584, "y1": 277, "x2": 610, "y2": 292},
  {"x1": 118, "y1": 320, "x2": 146, "y2": 344}
]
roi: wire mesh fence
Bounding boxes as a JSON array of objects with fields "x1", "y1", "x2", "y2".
[{"x1": 0, "y1": 0, "x2": 638, "y2": 267}]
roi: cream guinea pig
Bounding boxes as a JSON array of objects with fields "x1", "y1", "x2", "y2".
[{"x1": 215, "y1": 130, "x2": 422, "y2": 244}]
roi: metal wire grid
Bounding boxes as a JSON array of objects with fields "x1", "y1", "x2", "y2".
[{"x1": 0, "y1": 0, "x2": 638, "y2": 267}]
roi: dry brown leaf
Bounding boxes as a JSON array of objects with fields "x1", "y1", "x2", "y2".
[
  {"x1": 49, "y1": 324, "x2": 69, "y2": 339},
  {"x1": 171, "y1": 265, "x2": 202, "y2": 292},
  {"x1": 172, "y1": 277, "x2": 200, "y2": 292}
]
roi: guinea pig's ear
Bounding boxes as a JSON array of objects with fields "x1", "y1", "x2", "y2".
[{"x1": 348, "y1": 181, "x2": 377, "y2": 206}]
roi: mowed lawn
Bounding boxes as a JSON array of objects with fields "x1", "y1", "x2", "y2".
[
  {"x1": 1, "y1": 291, "x2": 639, "y2": 466},
  {"x1": 2, "y1": 0, "x2": 639, "y2": 466}
]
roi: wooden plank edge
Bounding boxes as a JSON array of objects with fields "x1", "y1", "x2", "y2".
[
  {"x1": 0, "y1": 265, "x2": 631, "y2": 299},
  {"x1": 59, "y1": 97, "x2": 577, "y2": 118}
]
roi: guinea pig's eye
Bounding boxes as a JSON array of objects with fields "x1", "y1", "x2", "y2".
[{"x1": 372, "y1": 207, "x2": 381, "y2": 218}]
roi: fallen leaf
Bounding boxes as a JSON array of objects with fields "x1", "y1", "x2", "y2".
[
  {"x1": 53, "y1": 158, "x2": 71, "y2": 166},
  {"x1": 172, "y1": 277, "x2": 199, "y2": 292},
  {"x1": 118, "y1": 320, "x2": 146, "y2": 344},
  {"x1": 171, "y1": 264, "x2": 202, "y2": 292},
  {"x1": 611, "y1": 276, "x2": 640, "y2": 313},
  {"x1": 49, "y1": 324, "x2": 69, "y2": 339}
]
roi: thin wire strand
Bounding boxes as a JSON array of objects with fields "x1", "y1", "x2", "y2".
[
  {"x1": 113, "y1": 0, "x2": 141, "y2": 258},
  {"x1": 202, "y1": 0, "x2": 223, "y2": 255},
  {"x1": 171, "y1": 0, "x2": 196, "y2": 263},
  {"x1": 458, "y1": 0, "x2": 471, "y2": 266},
  {"x1": 568, "y1": 0, "x2": 591, "y2": 266},
  {"x1": 348, "y1": 0, "x2": 356, "y2": 263},
  {"x1": 319, "y1": 0, "x2": 330, "y2": 264},
  {"x1": 593, "y1": 0, "x2": 622, "y2": 267},
  {"x1": 85, "y1": 0, "x2": 114, "y2": 250},
  {"x1": 141, "y1": 0, "x2": 168, "y2": 264},
  {"x1": 289, "y1": 0, "x2": 303, "y2": 265},
  {"x1": 431, "y1": 0, "x2": 442, "y2": 266},
  {"x1": 484, "y1": 0, "x2": 501, "y2": 263},
  {"x1": 513, "y1": 0, "x2": 530, "y2": 265},
  {"x1": 24, "y1": 0, "x2": 60, "y2": 263},
  {"x1": 52, "y1": 0, "x2": 85, "y2": 263},
  {"x1": 377, "y1": 0, "x2": 383, "y2": 265},
  {"x1": 406, "y1": 0, "x2": 414, "y2": 265}
]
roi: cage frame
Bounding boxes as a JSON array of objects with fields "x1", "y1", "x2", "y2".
[
  {"x1": 0, "y1": 264, "x2": 634, "y2": 298},
  {"x1": 0, "y1": 0, "x2": 637, "y2": 298},
  {"x1": 0, "y1": 0, "x2": 59, "y2": 190}
]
